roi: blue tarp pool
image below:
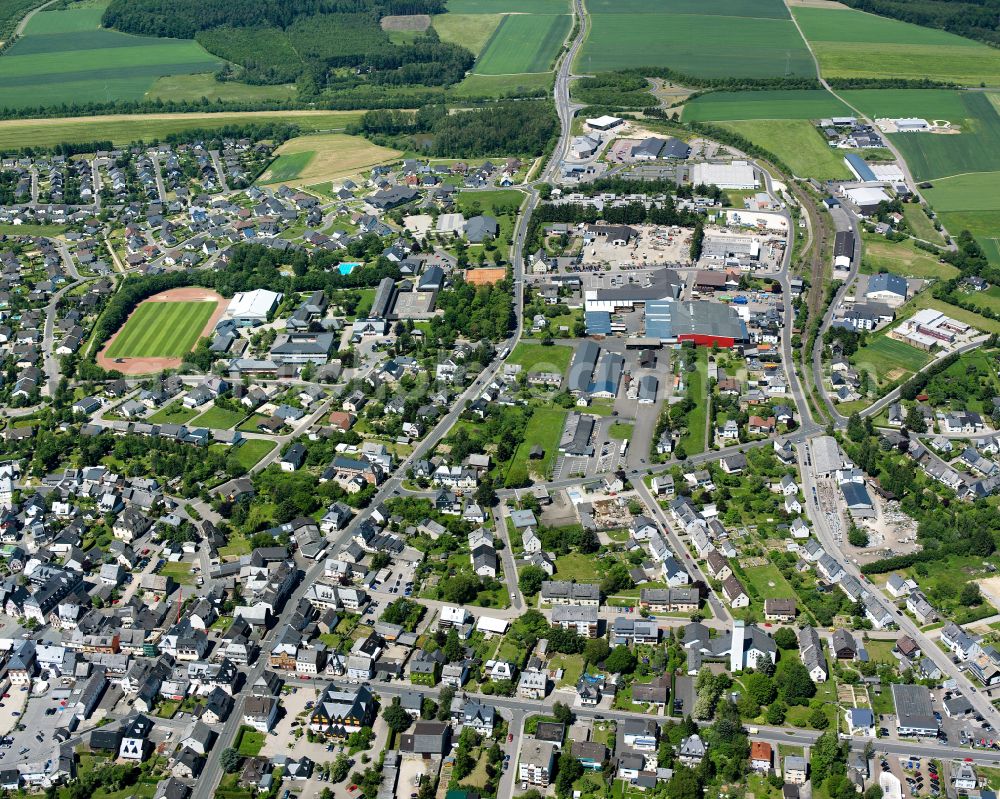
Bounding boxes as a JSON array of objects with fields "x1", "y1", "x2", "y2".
[{"x1": 338, "y1": 262, "x2": 361, "y2": 275}]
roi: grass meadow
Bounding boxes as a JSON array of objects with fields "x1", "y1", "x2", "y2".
[
  {"x1": 258, "y1": 133, "x2": 402, "y2": 186},
  {"x1": 792, "y1": 6, "x2": 1000, "y2": 85},
  {"x1": 682, "y1": 89, "x2": 850, "y2": 122},
  {"x1": 939, "y1": 210, "x2": 1000, "y2": 264},
  {"x1": 507, "y1": 342, "x2": 573, "y2": 374},
  {"x1": 860, "y1": 235, "x2": 958, "y2": 280},
  {"x1": 105, "y1": 300, "x2": 217, "y2": 359},
  {"x1": 444, "y1": 0, "x2": 567, "y2": 12},
  {"x1": 0, "y1": 1, "x2": 221, "y2": 109},
  {"x1": 432, "y1": 13, "x2": 504, "y2": 55},
  {"x1": 718, "y1": 119, "x2": 851, "y2": 179},
  {"x1": 449, "y1": 71, "x2": 552, "y2": 97},
  {"x1": 473, "y1": 13, "x2": 569, "y2": 74},
  {"x1": 144, "y1": 73, "x2": 296, "y2": 103},
  {"x1": 852, "y1": 336, "x2": 931, "y2": 385}
]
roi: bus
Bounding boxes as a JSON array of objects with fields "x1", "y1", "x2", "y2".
[{"x1": 620, "y1": 439, "x2": 629, "y2": 456}]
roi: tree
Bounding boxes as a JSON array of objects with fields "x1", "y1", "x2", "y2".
[
  {"x1": 904, "y1": 404, "x2": 926, "y2": 432},
  {"x1": 442, "y1": 571, "x2": 481, "y2": 604},
  {"x1": 811, "y1": 730, "x2": 845, "y2": 784},
  {"x1": 605, "y1": 646, "x2": 637, "y2": 674},
  {"x1": 220, "y1": 748, "x2": 242, "y2": 773},
  {"x1": 331, "y1": 754, "x2": 351, "y2": 783},
  {"x1": 744, "y1": 672, "x2": 777, "y2": 706},
  {"x1": 518, "y1": 565, "x2": 546, "y2": 596},
  {"x1": 848, "y1": 524, "x2": 869, "y2": 548},
  {"x1": 437, "y1": 686, "x2": 456, "y2": 721},
  {"x1": 667, "y1": 765, "x2": 703, "y2": 799},
  {"x1": 847, "y1": 412, "x2": 866, "y2": 442},
  {"x1": 765, "y1": 701, "x2": 786, "y2": 725},
  {"x1": 774, "y1": 627, "x2": 798, "y2": 650},
  {"x1": 809, "y1": 705, "x2": 829, "y2": 729},
  {"x1": 552, "y1": 701, "x2": 573, "y2": 727},
  {"x1": 443, "y1": 628, "x2": 463, "y2": 662},
  {"x1": 370, "y1": 552, "x2": 391, "y2": 570},
  {"x1": 776, "y1": 658, "x2": 816, "y2": 705},
  {"x1": 554, "y1": 750, "x2": 583, "y2": 797},
  {"x1": 961, "y1": 582, "x2": 983, "y2": 606},
  {"x1": 583, "y1": 637, "x2": 610, "y2": 665},
  {"x1": 383, "y1": 700, "x2": 412, "y2": 735}
]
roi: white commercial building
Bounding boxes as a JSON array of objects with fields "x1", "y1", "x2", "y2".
[
  {"x1": 691, "y1": 161, "x2": 756, "y2": 190},
  {"x1": 227, "y1": 289, "x2": 282, "y2": 324}
]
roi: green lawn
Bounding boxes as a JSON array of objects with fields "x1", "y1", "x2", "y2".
[
  {"x1": 552, "y1": 552, "x2": 602, "y2": 582},
  {"x1": 505, "y1": 406, "x2": 566, "y2": 483},
  {"x1": 902, "y1": 205, "x2": 946, "y2": 245},
  {"x1": 793, "y1": 6, "x2": 1000, "y2": 85},
  {"x1": 609, "y1": 422, "x2": 633, "y2": 440},
  {"x1": 683, "y1": 89, "x2": 850, "y2": 122},
  {"x1": 235, "y1": 726, "x2": 265, "y2": 756},
  {"x1": 105, "y1": 300, "x2": 217, "y2": 358},
  {"x1": 158, "y1": 560, "x2": 193, "y2": 586},
  {"x1": 237, "y1": 414, "x2": 272, "y2": 433},
  {"x1": 0, "y1": 1, "x2": 222, "y2": 110},
  {"x1": 192, "y1": 405, "x2": 247, "y2": 430},
  {"x1": 474, "y1": 13, "x2": 569, "y2": 74},
  {"x1": 549, "y1": 653, "x2": 584, "y2": 687},
  {"x1": 852, "y1": 335, "x2": 931, "y2": 385},
  {"x1": 508, "y1": 342, "x2": 573, "y2": 375},
  {"x1": 232, "y1": 439, "x2": 276, "y2": 470},
  {"x1": 147, "y1": 402, "x2": 198, "y2": 424},
  {"x1": 741, "y1": 563, "x2": 796, "y2": 601},
  {"x1": 861, "y1": 235, "x2": 957, "y2": 280},
  {"x1": 680, "y1": 350, "x2": 708, "y2": 455},
  {"x1": 718, "y1": 119, "x2": 851, "y2": 180}
]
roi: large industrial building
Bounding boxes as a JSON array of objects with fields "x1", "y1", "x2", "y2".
[
  {"x1": 227, "y1": 289, "x2": 283, "y2": 325},
  {"x1": 690, "y1": 161, "x2": 757, "y2": 190},
  {"x1": 645, "y1": 300, "x2": 748, "y2": 348},
  {"x1": 583, "y1": 268, "x2": 682, "y2": 314}
]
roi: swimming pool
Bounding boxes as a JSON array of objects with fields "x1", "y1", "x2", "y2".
[{"x1": 338, "y1": 262, "x2": 361, "y2": 275}]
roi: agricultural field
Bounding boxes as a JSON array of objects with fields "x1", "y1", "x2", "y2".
[
  {"x1": 257, "y1": 134, "x2": 402, "y2": 186},
  {"x1": 860, "y1": 235, "x2": 958, "y2": 280},
  {"x1": 144, "y1": 73, "x2": 296, "y2": 103},
  {"x1": 578, "y1": 0, "x2": 814, "y2": 79},
  {"x1": 105, "y1": 300, "x2": 218, "y2": 359},
  {"x1": 0, "y1": 109, "x2": 363, "y2": 150},
  {"x1": 473, "y1": 12, "x2": 569, "y2": 74},
  {"x1": 924, "y1": 172, "x2": 1000, "y2": 213},
  {"x1": 432, "y1": 13, "x2": 504, "y2": 55},
  {"x1": 717, "y1": 119, "x2": 851, "y2": 179},
  {"x1": 0, "y1": 0, "x2": 222, "y2": 109},
  {"x1": 682, "y1": 89, "x2": 850, "y2": 122},
  {"x1": 792, "y1": 5, "x2": 1000, "y2": 85},
  {"x1": 838, "y1": 88, "x2": 969, "y2": 122},
  {"x1": 938, "y1": 210, "x2": 1000, "y2": 264}
]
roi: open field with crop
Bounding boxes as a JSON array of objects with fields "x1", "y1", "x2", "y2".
[
  {"x1": 445, "y1": 0, "x2": 567, "y2": 12},
  {"x1": 923, "y1": 172, "x2": 1000, "y2": 213},
  {"x1": 588, "y1": 0, "x2": 790, "y2": 15},
  {"x1": 718, "y1": 119, "x2": 851, "y2": 179},
  {"x1": 682, "y1": 89, "x2": 849, "y2": 122},
  {"x1": 473, "y1": 12, "x2": 569, "y2": 74},
  {"x1": 880, "y1": 93, "x2": 1000, "y2": 182},
  {"x1": 792, "y1": 6, "x2": 1000, "y2": 85},
  {"x1": 839, "y1": 89, "x2": 968, "y2": 121},
  {"x1": 432, "y1": 13, "x2": 504, "y2": 55},
  {"x1": 938, "y1": 210, "x2": 1000, "y2": 264},
  {"x1": 144, "y1": 73, "x2": 296, "y2": 103},
  {"x1": 578, "y1": 6, "x2": 813, "y2": 78},
  {"x1": 105, "y1": 300, "x2": 218, "y2": 359},
  {"x1": 0, "y1": 1, "x2": 221, "y2": 109},
  {"x1": 260, "y1": 133, "x2": 401, "y2": 186},
  {"x1": 0, "y1": 109, "x2": 364, "y2": 151}
]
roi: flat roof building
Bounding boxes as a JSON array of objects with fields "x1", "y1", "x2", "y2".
[
  {"x1": 228, "y1": 289, "x2": 282, "y2": 323},
  {"x1": 892, "y1": 684, "x2": 938, "y2": 737},
  {"x1": 645, "y1": 300, "x2": 748, "y2": 347},
  {"x1": 691, "y1": 161, "x2": 756, "y2": 190}
]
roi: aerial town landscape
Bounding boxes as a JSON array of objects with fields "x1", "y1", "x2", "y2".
[{"x1": 7, "y1": 0, "x2": 1000, "y2": 798}]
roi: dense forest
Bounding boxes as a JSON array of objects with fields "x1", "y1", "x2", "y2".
[
  {"x1": 102, "y1": 0, "x2": 471, "y2": 90},
  {"x1": 355, "y1": 102, "x2": 557, "y2": 157},
  {"x1": 841, "y1": 0, "x2": 1000, "y2": 47}
]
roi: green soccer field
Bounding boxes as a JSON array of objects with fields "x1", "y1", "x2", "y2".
[{"x1": 105, "y1": 301, "x2": 218, "y2": 359}]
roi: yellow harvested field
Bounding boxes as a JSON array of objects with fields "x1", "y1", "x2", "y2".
[{"x1": 259, "y1": 133, "x2": 402, "y2": 186}]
